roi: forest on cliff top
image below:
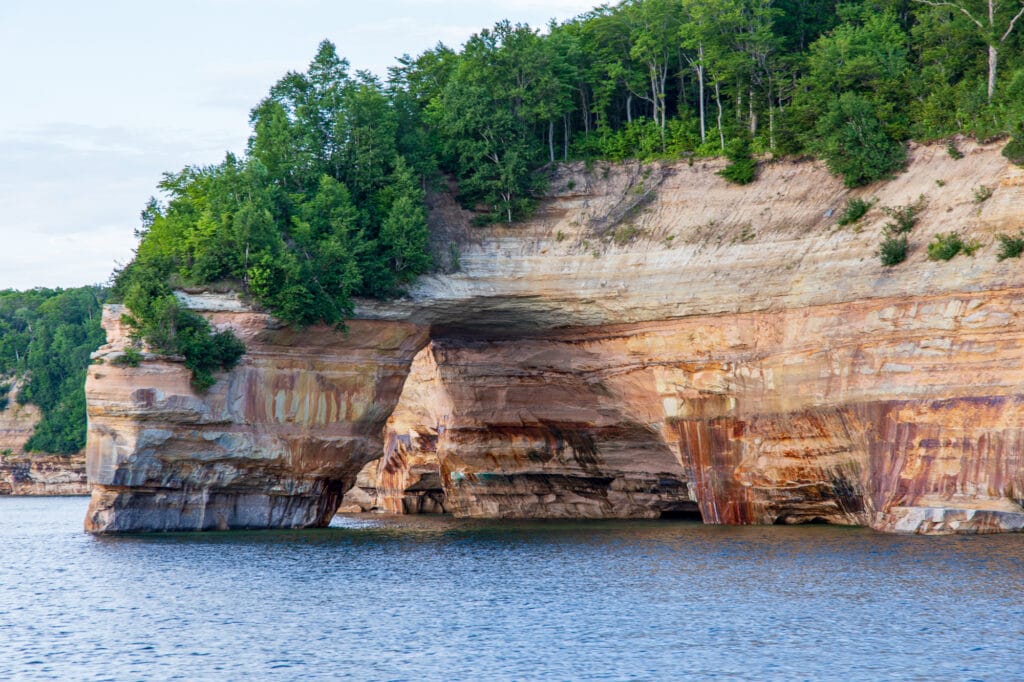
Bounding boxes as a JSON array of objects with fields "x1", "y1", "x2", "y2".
[
  {"x1": 7, "y1": 0, "x2": 1024, "y2": 453},
  {"x1": 115, "y1": 0, "x2": 1024, "y2": 333}
]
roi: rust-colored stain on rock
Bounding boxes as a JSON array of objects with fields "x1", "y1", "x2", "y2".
[{"x1": 85, "y1": 142, "x2": 1024, "y2": 534}]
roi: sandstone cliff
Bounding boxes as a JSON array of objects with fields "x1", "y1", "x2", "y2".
[
  {"x1": 0, "y1": 381, "x2": 88, "y2": 495},
  {"x1": 85, "y1": 307, "x2": 428, "y2": 531},
  {"x1": 87, "y1": 140, "x2": 1024, "y2": 533}
]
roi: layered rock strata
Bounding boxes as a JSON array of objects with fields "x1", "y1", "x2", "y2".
[
  {"x1": 0, "y1": 384, "x2": 40, "y2": 456},
  {"x1": 0, "y1": 455, "x2": 88, "y2": 495},
  {"x1": 87, "y1": 140, "x2": 1024, "y2": 533},
  {"x1": 0, "y1": 382, "x2": 89, "y2": 495},
  {"x1": 85, "y1": 306, "x2": 427, "y2": 532}
]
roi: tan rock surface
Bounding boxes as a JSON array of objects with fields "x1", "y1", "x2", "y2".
[
  {"x1": 86, "y1": 140, "x2": 1024, "y2": 533},
  {"x1": 0, "y1": 381, "x2": 88, "y2": 495},
  {"x1": 0, "y1": 382, "x2": 40, "y2": 456},
  {"x1": 0, "y1": 455, "x2": 88, "y2": 495},
  {"x1": 84, "y1": 305, "x2": 428, "y2": 532}
]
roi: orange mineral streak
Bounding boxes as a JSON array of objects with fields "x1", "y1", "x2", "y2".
[{"x1": 85, "y1": 140, "x2": 1024, "y2": 533}]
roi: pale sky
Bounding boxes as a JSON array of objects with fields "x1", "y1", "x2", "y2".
[{"x1": 0, "y1": 0, "x2": 597, "y2": 290}]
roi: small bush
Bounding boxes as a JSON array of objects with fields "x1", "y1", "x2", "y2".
[
  {"x1": 0, "y1": 383, "x2": 10, "y2": 399},
  {"x1": 612, "y1": 225, "x2": 641, "y2": 246},
  {"x1": 718, "y1": 137, "x2": 757, "y2": 185},
  {"x1": 946, "y1": 141, "x2": 963, "y2": 160},
  {"x1": 927, "y1": 232, "x2": 964, "y2": 261},
  {"x1": 996, "y1": 231, "x2": 1024, "y2": 260},
  {"x1": 973, "y1": 185, "x2": 993, "y2": 203},
  {"x1": 111, "y1": 346, "x2": 143, "y2": 368},
  {"x1": 174, "y1": 312, "x2": 246, "y2": 392},
  {"x1": 837, "y1": 198, "x2": 873, "y2": 226},
  {"x1": 555, "y1": 230, "x2": 566, "y2": 242},
  {"x1": 882, "y1": 198, "x2": 925, "y2": 235},
  {"x1": 878, "y1": 235, "x2": 909, "y2": 266},
  {"x1": 0, "y1": 397, "x2": 8, "y2": 411}
]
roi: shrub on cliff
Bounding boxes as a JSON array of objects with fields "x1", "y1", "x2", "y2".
[
  {"x1": 837, "y1": 198, "x2": 874, "y2": 226},
  {"x1": 174, "y1": 312, "x2": 246, "y2": 392},
  {"x1": 718, "y1": 137, "x2": 757, "y2": 185},
  {"x1": 996, "y1": 231, "x2": 1024, "y2": 260},
  {"x1": 815, "y1": 93, "x2": 907, "y2": 188},
  {"x1": 1003, "y1": 124, "x2": 1024, "y2": 166},
  {"x1": 926, "y1": 232, "x2": 965, "y2": 261},
  {"x1": 881, "y1": 198, "x2": 925, "y2": 235},
  {"x1": 119, "y1": 276, "x2": 245, "y2": 392},
  {"x1": 878, "y1": 235, "x2": 908, "y2": 266},
  {"x1": 111, "y1": 347, "x2": 142, "y2": 368}
]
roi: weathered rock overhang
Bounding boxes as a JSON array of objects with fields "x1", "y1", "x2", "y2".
[{"x1": 85, "y1": 141, "x2": 1024, "y2": 534}]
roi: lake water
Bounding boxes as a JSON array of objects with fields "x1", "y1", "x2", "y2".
[{"x1": 1, "y1": 497, "x2": 1022, "y2": 681}]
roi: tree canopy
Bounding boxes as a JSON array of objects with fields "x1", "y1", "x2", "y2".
[
  {"x1": 112, "y1": 1, "x2": 1024, "y2": 380},
  {"x1": 0, "y1": 287, "x2": 106, "y2": 454}
]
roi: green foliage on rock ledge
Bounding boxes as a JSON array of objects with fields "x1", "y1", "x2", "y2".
[
  {"x1": 878, "y1": 235, "x2": 909, "y2": 266},
  {"x1": 115, "y1": 42, "x2": 435, "y2": 385},
  {"x1": 837, "y1": 198, "x2": 873, "y2": 226},
  {"x1": 718, "y1": 137, "x2": 757, "y2": 185},
  {"x1": 116, "y1": 2, "x2": 1024, "y2": 369},
  {"x1": 997, "y1": 231, "x2": 1024, "y2": 260},
  {"x1": 927, "y1": 232, "x2": 966, "y2": 261}
]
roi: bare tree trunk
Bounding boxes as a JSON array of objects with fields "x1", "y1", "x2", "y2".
[
  {"x1": 989, "y1": 0, "x2": 996, "y2": 102},
  {"x1": 715, "y1": 81, "x2": 724, "y2": 150},
  {"x1": 749, "y1": 88, "x2": 757, "y2": 136},
  {"x1": 650, "y1": 72, "x2": 659, "y2": 122},
  {"x1": 658, "y1": 66, "x2": 668, "y2": 151},
  {"x1": 582, "y1": 89, "x2": 591, "y2": 134},
  {"x1": 549, "y1": 120, "x2": 555, "y2": 163},
  {"x1": 627, "y1": 93, "x2": 633, "y2": 123},
  {"x1": 698, "y1": 45, "x2": 706, "y2": 143},
  {"x1": 660, "y1": 68, "x2": 668, "y2": 130},
  {"x1": 988, "y1": 43, "x2": 998, "y2": 102},
  {"x1": 563, "y1": 114, "x2": 569, "y2": 161}
]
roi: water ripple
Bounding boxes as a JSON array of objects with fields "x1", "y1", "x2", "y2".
[{"x1": 0, "y1": 498, "x2": 1021, "y2": 680}]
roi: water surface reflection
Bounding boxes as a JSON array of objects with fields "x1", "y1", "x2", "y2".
[{"x1": 1, "y1": 498, "x2": 1021, "y2": 680}]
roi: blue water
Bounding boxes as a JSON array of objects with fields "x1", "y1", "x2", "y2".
[{"x1": 0, "y1": 497, "x2": 1022, "y2": 681}]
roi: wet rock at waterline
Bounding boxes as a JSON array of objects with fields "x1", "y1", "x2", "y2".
[{"x1": 86, "y1": 141, "x2": 1024, "y2": 534}]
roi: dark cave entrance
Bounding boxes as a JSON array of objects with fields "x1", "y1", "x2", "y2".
[
  {"x1": 658, "y1": 503, "x2": 704, "y2": 521},
  {"x1": 773, "y1": 515, "x2": 831, "y2": 525}
]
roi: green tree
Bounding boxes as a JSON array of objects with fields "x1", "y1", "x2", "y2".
[
  {"x1": 815, "y1": 92, "x2": 907, "y2": 186},
  {"x1": 6, "y1": 287, "x2": 108, "y2": 454},
  {"x1": 378, "y1": 159, "x2": 432, "y2": 282},
  {"x1": 429, "y1": 22, "x2": 546, "y2": 222},
  {"x1": 913, "y1": 1, "x2": 1024, "y2": 101}
]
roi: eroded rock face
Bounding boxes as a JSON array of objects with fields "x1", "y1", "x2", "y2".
[
  {"x1": 0, "y1": 455, "x2": 88, "y2": 495},
  {"x1": 0, "y1": 384, "x2": 40, "y2": 457},
  {"x1": 87, "y1": 140, "x2": 1024, "y2": 533},
  {"x1": 0, "y1": 381, "x2": 89, "y2": 495},
  {"x1": 375, "y1": 289, "x2": 1024, "y2": 531},
  {"x1": 85, "y1": 306, "x2": 428, "y2": 532},
  {"x1": 338, "y1": 347, "x2": 451, "y2": 514}
]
